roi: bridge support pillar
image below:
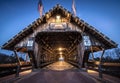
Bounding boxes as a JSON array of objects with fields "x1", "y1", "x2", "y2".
[
  {"x1": 77, "y1": 44, "x2": 84, "y2": 69},
  {"x1": 36, "y1": 44, "x2": 42, "y2": 68},
  {"x1": 28, "y1": 51, "x2": 37, "y2": 70},
  {"x1": 14, "y1": 50, "x2": 21, "y2": 77},
  {"x1": 99, "y1": 48, "x2": 105, "y2": 79}
]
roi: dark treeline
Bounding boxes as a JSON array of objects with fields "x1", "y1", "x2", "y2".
[
  {"x1": 0, "y1": 53, "x2": 24, "y2": 64},
  {"x1": 88, "y1": 48, "x2": 120, "y2": 77},
  {"x1": 94, "y1": 57, "x2": 120, "y2": 63},
  {"x1": 89, "y1": 48, "x2": 120, "y2": 63}
]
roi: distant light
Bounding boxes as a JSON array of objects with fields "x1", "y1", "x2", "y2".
[
  {"x1": 59, "y1": 54, "x2": 64, "y2": 61},
  {"x1": 58, "y1": 48, "x2": 62, "y2": 51},
  {"x1": 59, "y1": 52, "x2": 63, "y2": 55},
  {"x1": 56, "y1": 15, "x2": 60, "y2": 20}
]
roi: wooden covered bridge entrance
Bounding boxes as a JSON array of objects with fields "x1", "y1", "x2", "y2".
[
  {"x1": 34, "y1": 30, "x2": 82, "y2": 68},
  {"x1": 2, "y1": 4, "x2": 117, "y2": 70}
]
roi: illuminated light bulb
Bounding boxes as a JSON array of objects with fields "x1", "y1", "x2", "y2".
[
  {"x1": 56, "y1": 15, "x2": 60, "y2": 19},
  {"x1": 58, "y1": 48, "x2": 62, "y2": 51}
]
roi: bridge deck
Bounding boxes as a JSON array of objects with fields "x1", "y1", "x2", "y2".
[
  {"x1": 0, "y1": 61, "x2": 120, "y2": 83},
  {"x1": 14, "y1": 61, "x2": 97, "y2": 83},
  {"x1": 43, "y1": 61, "x2": 76, "y2": 71}
]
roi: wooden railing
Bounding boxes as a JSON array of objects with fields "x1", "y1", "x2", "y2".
[
  {"x1": 87, "y1": 61, "x2": 120, "y2": 78},
  {"x1": 0, "y1": 62, "x2": 31, "y2": 77}
]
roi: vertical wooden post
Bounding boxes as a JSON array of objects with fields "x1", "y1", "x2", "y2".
[
  {"x1": 14, "y1": 50, "x2": 21, "y2": 77},
  {"x1": 82, "y1": 25, "x2": 85, "y2": 33},
  {"x1": 78, "y1": 44, "x2": 83, "y2": 69},
  {"x1": 37, "y1": 44, "x2": 42, "y2": 68},
  {"x1": 90, "y1": 46, "x2": 94, "y2": 61},
  {"x1": 99, "y1": 48, "x2": 105, "y2": 79},
  {"x1": 37, "y1": 49, "x2": 40, "y2": 68},
  {"x1": 28, "y1": 51, "x2": 36, "y2": 70},
  {"x1": 77, "y1": 44, "x2": 80, "y2": 68},
  {"x1": 84, "y1": 62, "x2": 87, "y2": 70},
  {"x1": 26, "y1": 53, "x2": 28, "y2": 62}
]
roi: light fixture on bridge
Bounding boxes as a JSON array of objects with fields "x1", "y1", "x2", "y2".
[
  {"x1": 58, "y1": 47, "x2": 63, "y2": 51},
  {"x1": 56, "y1": 15, "x2": 61, "y2": 23},
  {"x1": 56, "y1": 15, "x2": 60, "y2": 20},
  {"x1": 58, "y1": 47, "x2": 66, "y2": 51}
]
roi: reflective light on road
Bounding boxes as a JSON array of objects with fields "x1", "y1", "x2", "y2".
[
  {"x1": 44, "y1": 61, "x2": 76, "y2": 71},
  {"x1": 87, "y1": 70, "x2": 97, "y2": 74},
  {"x1": 20, "y1": 70, "x2": 32, "y2": 76}
]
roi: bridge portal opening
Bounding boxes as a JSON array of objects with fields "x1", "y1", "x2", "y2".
[{"x1": 35, "y1": 31, "x2": 82, "y2": 68}]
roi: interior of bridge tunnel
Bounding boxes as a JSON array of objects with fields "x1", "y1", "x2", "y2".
[{"x1": 35, "y1": 31, "x2": 82, "y2": 69}]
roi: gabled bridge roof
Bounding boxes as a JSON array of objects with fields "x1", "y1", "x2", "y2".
[{"x1": 2, "y1": 4, "x2": 117, "y2": 50}]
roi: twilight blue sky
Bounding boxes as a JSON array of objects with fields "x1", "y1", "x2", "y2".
[{"x1": 0, "y1": 0, "x2": 120, "y2": 54}]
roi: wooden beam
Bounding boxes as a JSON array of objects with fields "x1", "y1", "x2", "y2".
[
  {"x1": 82, "y1": 25, "x2": 85, "y2": 33},
  {"x1": 98, "y1": 47, "x2": 105, "y2": 79},
  {"x1": 14, "y1": 50, "x2": 21, "y2": 77},
  {"x1": 90, "y1": 46, "x2": 95, "y2": 61}
]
